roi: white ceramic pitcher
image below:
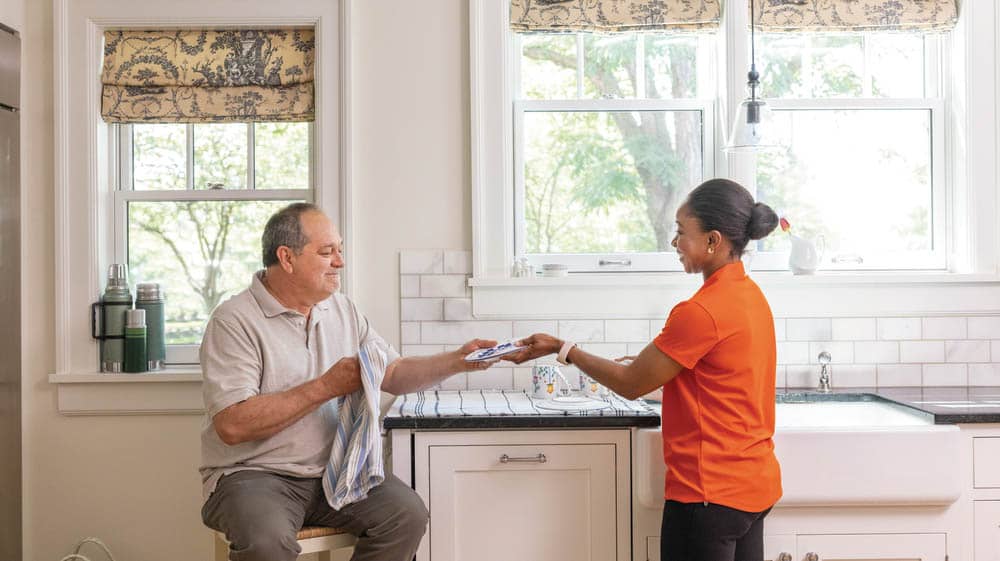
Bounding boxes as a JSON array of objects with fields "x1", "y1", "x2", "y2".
[{"x1": 788, "y1": 233, "x2": 825, "y2": 275}]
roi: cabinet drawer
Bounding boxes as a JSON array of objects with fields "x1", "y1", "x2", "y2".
[{"x1": 974, "y1": 437, "x2": 1000, "y2": 488}]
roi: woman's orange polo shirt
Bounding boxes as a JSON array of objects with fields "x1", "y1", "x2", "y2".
[{"x1": 652, "y1": 261, "x2": 782, "y2": 513}]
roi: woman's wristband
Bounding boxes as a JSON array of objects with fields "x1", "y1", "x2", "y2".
[{"x1": 557, "y1": 340, "x2": 577, "y2": 365}]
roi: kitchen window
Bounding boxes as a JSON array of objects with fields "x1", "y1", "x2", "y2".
[
  {"x1": 514, "y1": 33, "x2": 715, "y2": 272},
  {"x1": 113, "y1": 122, "x2": 313, "y2": 364},
  {"x1": 478, "y1": 1, "x2": 958, "y2": 277}
]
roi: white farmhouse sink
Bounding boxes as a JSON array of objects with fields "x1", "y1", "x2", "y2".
[
  {"x1": 635, "y1": 394, "x2": 961, "y2": 509},
  {"x1": 775, "y1": 399, "x2": 932, "y2": 428}
]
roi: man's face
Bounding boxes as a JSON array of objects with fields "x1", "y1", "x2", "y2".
[{"x1": 290, "y1": 211, "x2": 344, "y2": 302}]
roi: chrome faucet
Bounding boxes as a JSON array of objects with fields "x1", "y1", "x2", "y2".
[{"x1": 817, "y1": 351, "x2": 832, "y2": 393}]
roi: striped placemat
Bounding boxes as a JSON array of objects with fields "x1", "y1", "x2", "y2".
[{"x1": 390, "y1": 389, "x2": 656, "y2": 417}]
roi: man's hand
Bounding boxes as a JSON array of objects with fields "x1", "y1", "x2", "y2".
[
  {"x1": 501, "y1": 333, "x2": 562, "y2": 364},
  {"x1": 455, "y1": 338, "x2": 499, "y2": 372},
  {"x1": 319, "y1": 356, "x2": 362, "y2": 399}
]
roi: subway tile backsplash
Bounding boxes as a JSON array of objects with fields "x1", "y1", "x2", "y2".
[{"x1": 398, "y1": 250, "x2": 1000, "y2": 390}]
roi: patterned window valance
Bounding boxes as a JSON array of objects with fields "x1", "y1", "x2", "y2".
[
  {"x1": 755, "y1": 0, "x2": 959, "y2": 33},
  {"x1": 101, "y1": 28, "x2": 315, "y2": 123},
  {"x1": 510, "y1": 0, "x2": 722, "y2": 33}
]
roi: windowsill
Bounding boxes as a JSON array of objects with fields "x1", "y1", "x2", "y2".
[
  {"x1": 470, "y1": 271, "x2": 1000, "y2": 319},
  {"x1": 49, "y1": 366, "x2": 205, "y2": 416},
  {"x1": 470, "y1": 271, "x2": 1000, "y2": 287},
  {"x1": 49, "y1": 367, "x2": 203, "y2": 384}
]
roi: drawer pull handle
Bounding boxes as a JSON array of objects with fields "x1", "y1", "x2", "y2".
[
  {"x1": 777, "y1": 554, "x2": 792, "y2": 561},
  {"x1": 499, "y1": 453, "x2": 547, "y2": 464},
  {"x1": 805, "y1": 553, "x2": 819, "y2": 561}
]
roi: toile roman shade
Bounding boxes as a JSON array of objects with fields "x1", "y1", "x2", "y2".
[
  {"x1": 101, "y1": 28, "x2": 315, "y2": 123},
  {"x1": 755, "y1": 0, "x2": 959, "y2": 33},
  {"x1": 510, "y1": 0, "x2": 722, "y2": 33}
]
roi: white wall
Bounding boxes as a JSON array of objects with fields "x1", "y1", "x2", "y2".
[
  {"x1": 0, "y1": 0, "x2": 23, "y2": 31},
  {"x1": 22, "y1": 1, "x2": 473, "y2": 560},
  {"x1": 352, "y1": 0, "x2": 471, "y2": 342}
]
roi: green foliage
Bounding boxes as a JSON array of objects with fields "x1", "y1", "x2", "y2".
[{"x1": 129, "y1": 122, "x2": 309, "y2": 344}]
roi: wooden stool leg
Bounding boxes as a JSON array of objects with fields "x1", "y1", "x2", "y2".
[{"x1": 214, "y1": 536, "x2": 230, "y2": 561}]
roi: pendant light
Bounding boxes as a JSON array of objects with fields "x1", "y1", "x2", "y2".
[{"x1": 725, "y1": 0, "x2": 781, "y2": 152}]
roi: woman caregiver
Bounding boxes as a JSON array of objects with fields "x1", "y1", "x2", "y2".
[{"x1": 504, "y1": 178, "x2": 783, "y2": 561}]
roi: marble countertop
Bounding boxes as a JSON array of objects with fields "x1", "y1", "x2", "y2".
[{"x1": 809, "y1": 386, "x2": 1000, "y2": 424}]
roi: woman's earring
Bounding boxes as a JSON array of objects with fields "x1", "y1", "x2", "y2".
[{"x1": 707, "y1": 246, "x2": 715, "y2": 254}]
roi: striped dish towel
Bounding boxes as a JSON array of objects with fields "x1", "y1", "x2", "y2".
[
  {"x1": 322, "y1": 341, "x2": 386, "y2": 510},
  {"x1": 393, "y1": 389, "x2": 656, "y2": 417}
]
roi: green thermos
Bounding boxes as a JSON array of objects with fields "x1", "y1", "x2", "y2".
[
  {"x1": 136, "y1": 283, "x2": 165, "y2": 370},
  {"x1": 96, "y1": 264, "x2": 132, "y2": 373},
  {"x1": 123, "y1": 308, "x2": 147, "y2": 373}
]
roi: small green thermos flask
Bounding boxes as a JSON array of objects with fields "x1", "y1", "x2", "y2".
[
  {"x1": 136, "y1": 283, "x2": 165, "y2": 370},
  {"x1": 123, "y1": 308, "x2": 147, "y2": 373}
]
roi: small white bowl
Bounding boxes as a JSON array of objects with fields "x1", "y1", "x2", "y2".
[{"x1": 541, "y1": 263, "x2": 569, "y2": 277}]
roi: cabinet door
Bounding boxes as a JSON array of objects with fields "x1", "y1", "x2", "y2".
[
  {"x1": 427, "y1": 443, "x2": 618, "y2": 561},
  {"x1": 796, "y1": 533, "x2": 946, "y2": 560},
  {"x1": 976, "y1": 501, "x2": 1000, "y2": 561},
  {"x1": 765, "y1": 535, "x2": 796, "y2": 561}
]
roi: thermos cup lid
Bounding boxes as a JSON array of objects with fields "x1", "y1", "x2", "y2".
[
  {"x1": 125, "y1": 308, "x2": 146, "y2": 328},
  {"x1": 106, "y1": 264, "x2": 129, "y2": 289},
  {"x1": 136, "y1": 282, "x2": 164, "y2": 301}
]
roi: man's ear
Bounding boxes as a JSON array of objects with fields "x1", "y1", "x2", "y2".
[{"x1": 276, "y1": 246, "x2": 296, "y2": 273}]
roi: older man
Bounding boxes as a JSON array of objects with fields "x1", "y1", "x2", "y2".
[{"x1": 200, "y1": 202, "x2": 494, "y2": 561}]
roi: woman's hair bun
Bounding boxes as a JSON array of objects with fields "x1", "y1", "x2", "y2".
[{"x1": 747, "y1": 202, "x2": 779, "y2": 240}]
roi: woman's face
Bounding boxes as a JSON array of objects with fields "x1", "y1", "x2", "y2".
[{"x1": 671, "y1": 205, "x2": 712, "y2": 274}]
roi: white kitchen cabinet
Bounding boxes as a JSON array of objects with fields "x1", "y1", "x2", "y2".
[
  {"x1": 795, "y1": 533, "x2": 946, "y2": 560},
  {"x1": 653, "y1": 532, "x2": 943, "y2": 561},
  {"x1": 975, "y1": 501, "x2": 1000, "y2": 561},
  {"x1": 764, "y1": 534, "x2": 796, "y2": 561},
  {"x1": 411, "y1": 429, "x2": 631, "y2": 561}
]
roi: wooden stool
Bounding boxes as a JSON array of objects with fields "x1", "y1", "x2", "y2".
[{"x1": 214, "y1": 526, "x2": 356, "y2": 561}]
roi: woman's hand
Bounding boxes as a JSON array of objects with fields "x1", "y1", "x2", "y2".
[{"x1": 501, "y1": 333, "x2": 562, "y2": 364}]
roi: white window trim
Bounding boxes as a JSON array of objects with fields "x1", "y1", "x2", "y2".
[
  {"x1": 51, "y1": 0, "x2": 353, "y2": 414},
  {"x1": 469, "y1": 0, "x2": 1000, "y2": 319}
]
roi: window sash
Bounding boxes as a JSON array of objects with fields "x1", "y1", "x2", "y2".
[
  {"x1": 751, "y1": 97, "x2": 947, "y2": 271},
  {"x1": 513, "y1": 98, "x2": 715, "y2": 272},
  {"x1": 112, "y1": 123, "x2": 314, "y2": 364},
  {"x1": 514, "y1": 32, "x2": 717, "y2": 102}
]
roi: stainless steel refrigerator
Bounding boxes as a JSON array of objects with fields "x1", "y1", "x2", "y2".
[{"x1": 0, "y1": 21, "x2": 20, "y2": 561}]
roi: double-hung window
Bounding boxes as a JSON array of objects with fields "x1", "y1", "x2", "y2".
[
  {"x1": 100, "y1": 27, "x2": 317, "y2": 366},
  {"x1": 114, "y1": 122, "x2": 312, "y2": 363},
  {"x1": 751, "y1": 32, "x2": 946, "y2": 271},
  {"x1": 489, "y1": 1, "x2": 957, "y2": 277},
  {"x1": 514, "y1": 32, "x2": 716, "y2": 272}
]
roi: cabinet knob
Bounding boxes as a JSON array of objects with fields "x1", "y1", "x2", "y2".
[
  {"x1": 805, "y1": 553, "x2": 819, "y2": 561},
  {"x1": 499, "y1": 453, "x2": 547, "y2": 464},
  {"x1": 777, "y1": 553, "x2": 792, "y2": 561}
]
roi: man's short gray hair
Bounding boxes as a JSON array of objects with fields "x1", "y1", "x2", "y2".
[{"x1": 261, "y1": 202, "x2": 322, "y2": 268}]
